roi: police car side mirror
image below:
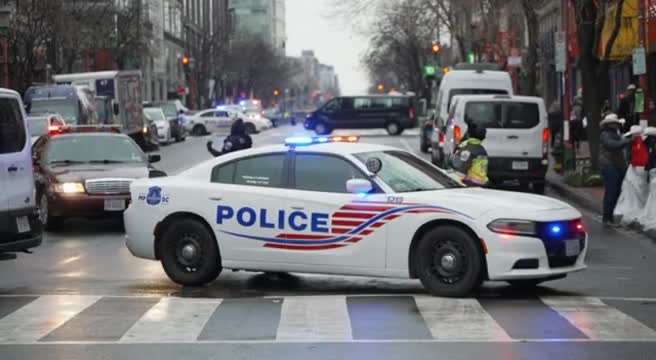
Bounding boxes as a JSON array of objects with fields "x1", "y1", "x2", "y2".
[
  {"x1": 148, "y1": 154, "x2": 161, "y2": 163},
  {"x1": 346, "y1": 179, "x2": 373, "y2": 195}
]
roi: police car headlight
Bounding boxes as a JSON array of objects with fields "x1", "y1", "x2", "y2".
[
  {"x1": 487, "y1": 219, "x2": 537, "y2": 236},
  {"x1": 55, "y1": 182, "x2": 86, "y2": 194}
]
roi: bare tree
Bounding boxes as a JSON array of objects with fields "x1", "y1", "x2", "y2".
[
  {"x1": 574, "y1": 0, "x2": 622, "y2": 171},
  {"x1": 102, "y1": 0, "x2": 153, "y2": 70},
  {"x1": 2, "y1": 0, "x2": 59, "y2": 92}
]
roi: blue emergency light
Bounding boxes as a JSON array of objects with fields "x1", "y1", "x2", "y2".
[{"x1": 284, "y1": 136, "x2": 359, "y2": 146}]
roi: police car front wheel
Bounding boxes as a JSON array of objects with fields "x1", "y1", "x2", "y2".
[
  {"x1": 159, "y1": 219, "x2": 222, "y2": 287},
  {"x1": 415, "y1": 226, "x2": 483, "y2": 297}
]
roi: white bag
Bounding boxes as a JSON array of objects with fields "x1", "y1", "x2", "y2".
[
  {"x1": 614, "y1": 166, "x2": 649, "y2": 225},
  {"x1": 639, "y1": 170, "x2": 656, "y2": 231}
]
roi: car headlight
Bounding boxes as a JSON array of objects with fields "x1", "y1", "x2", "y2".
[
  {"x1": 55, "y1": 182, "x2": 85, "y2": 194},
  {"x1": 487, "y1": 219, "x2": 537, "y2": 236},
  {"x1": 143, "y1": 126, "x2": 148, "y2": 134}
]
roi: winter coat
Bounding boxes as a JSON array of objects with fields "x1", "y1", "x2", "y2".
[{"x1": 600, "y1": 127, "x2": 631, "y2": 169}]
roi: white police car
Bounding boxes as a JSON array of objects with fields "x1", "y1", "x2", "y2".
[{"x1": 124, "y1": 136, "x2": 587, "y2": 297}]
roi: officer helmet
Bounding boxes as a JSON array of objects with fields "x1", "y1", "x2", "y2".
[{"x1": 468, "y1": 122, "x2": 487, "y2": 141}]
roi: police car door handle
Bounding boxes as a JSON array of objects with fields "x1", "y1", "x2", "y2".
[
  {"x1": 507, "y1": 135, "x2": 519, "y2": 140},
  {"x1": 209, "y1": 197, "x2": 223, "y2": 201},
  {"x1": 291, "y1": 206, "x2": 304, "y2": 210},
  {"x1": 7, "y1": 165, "x2": 17, "y2": 172}
]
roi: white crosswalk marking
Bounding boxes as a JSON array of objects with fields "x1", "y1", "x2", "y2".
[
  {"x1": 0, "y1": 295, "x2": 100, "y2": 343},
  {"x1": 0, "y1": 295, "x2": 654, "y2": 344},
  {"x1": 542, "y1": 296, "x2": 656, "y2": 341},
  {"x1": 120, "y1": 298, "x2": 221, "y2": 343},
  {"x1": 415, "y1": 296, "x2": 512, "y2": 341},
  {"x1": 276, "y1": 296, "x2": 352, "y2": 341}
]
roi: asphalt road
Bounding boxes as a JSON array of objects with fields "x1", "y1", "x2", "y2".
[{"x1": 1, "y1": 124, "x2": 656, "y2": 360}]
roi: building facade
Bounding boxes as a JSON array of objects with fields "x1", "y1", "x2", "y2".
[{"x1": 228, "y1": 0, "x2": 286, "y2": 53}]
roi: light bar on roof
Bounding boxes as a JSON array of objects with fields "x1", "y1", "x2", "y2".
[{"x1": 284, "y1": 136, "x2": 360, "y2": 146}]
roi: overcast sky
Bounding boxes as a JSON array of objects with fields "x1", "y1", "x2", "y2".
[{"x1": 285, "y1": 0, "x2": 369, "y2": 95}]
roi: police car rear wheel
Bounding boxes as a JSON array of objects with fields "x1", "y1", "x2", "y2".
[
  {"x1": 416, "y1": 226, "x2": 482, "y2": 297},
  {"x1": 160, "y1": 219, "x2": 221, "y2": 287}
]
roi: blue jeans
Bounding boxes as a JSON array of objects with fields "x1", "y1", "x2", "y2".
[{"x1": 601, "y1": 165, "x2": 625, "y2": 222}]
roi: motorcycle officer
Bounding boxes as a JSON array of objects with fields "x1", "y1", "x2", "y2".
[{"x1": 206, "y1": 118, "x2": 253, "y2": 157}]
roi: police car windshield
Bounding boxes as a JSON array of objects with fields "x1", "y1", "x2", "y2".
[
  {"x1": 354, "y1": 151, "x2": 463, "y2": 192},
  {"x1": 46, "y1": 135, "x2": 146, "y2": 165}
]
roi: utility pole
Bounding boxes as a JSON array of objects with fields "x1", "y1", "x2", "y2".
[
  {"x1": 561, "y1": 0, "x2": 574, "y2": 172},
  {"x1": 638, "y1": 0, "x2": 650, "y2": 125}
]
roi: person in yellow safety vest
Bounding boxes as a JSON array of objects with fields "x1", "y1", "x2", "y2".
[{"x1": 451, "y1": 122, "x2": 489, "y2": 186}]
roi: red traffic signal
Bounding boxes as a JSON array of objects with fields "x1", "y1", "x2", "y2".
[
  {"x1": 273, "y1": 89, "x2": 280, "y2": 96},
  {"x1": 377, "y1": 83, "x2": 385, "y2": 92},
  {"x1": 182, "y1": 56, "x2": 190, "y2": 65},
  {"x1": 432, "y1": 43, "x2": 441, "y2": 54}
]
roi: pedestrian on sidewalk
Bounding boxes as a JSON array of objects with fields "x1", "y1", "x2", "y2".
[
  {"x1": 601, "y1": 99, "x2": 612, "y2": 118},
  {"x1": 599, "y1": 113, "x2": 631, "y2": 226},
  {"x1": 570, "y1": 91, "x2": 585, "y2": 149},
  {"x1": 618, "y1": 84, "x2": 638, "y2": 132},
  {"x1": 548, "y1": 101, "x2": 562, "y2": 147}
]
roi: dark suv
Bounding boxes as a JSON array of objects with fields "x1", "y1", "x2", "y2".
[{"x1": 304, "y1": 95, "x2": 417, "y2": 135}]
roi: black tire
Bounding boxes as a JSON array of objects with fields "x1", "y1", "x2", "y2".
[
  {"x1": 420, "y1": 136, "x2": 429, "y2": 153},
  {"x1": 415, "y1": 226, "x2": 483, "y2": 297},
  {"x1": 314, "y1": 121, "x2": 330, "y2": 135},
  {"x1": 386, "y1": 121, "x2": 402, "y2": 136},
  {"x1": 159, "y1": 218, "x2": 222, "y2": 287},
  {"x1": 244, "y1": 122, "x2": 256, "y2": 135},
  {"x1": 37, "y1": 191, "x2": 61, "y2": 231},
  {"x1": 192, "y1": 124, "x2": 206, "y2": 136},
  {"x1": 430, "y1": 147, "x2": 442, "y2": 166},
  {"x1": 532, "y1": 181, "x2": 546, "y2": 195}
]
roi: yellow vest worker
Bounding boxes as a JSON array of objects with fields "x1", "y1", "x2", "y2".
[{"x1": 451, "y1": 124, "x2": 489, "y2": 186}]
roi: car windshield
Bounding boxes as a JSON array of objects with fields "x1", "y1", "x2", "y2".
[
  {"x1": 26, "y1": 117, "x2": 49, "y2": 137},
  {"x1": 354, "y1": 151, "x2": 463, "y2": 192},
  {"x1": 46, "y1": 135, "x2": 146, "y2": 165},
  {"x1": 144, "y1": 108, "x2": 166, "y2": 122},
  {"x1": 30, "y1": 99, "x2": 78, "y2": 123},
  {"x1": 159, "y1": 103, "x2": 177, "y2": 117}
]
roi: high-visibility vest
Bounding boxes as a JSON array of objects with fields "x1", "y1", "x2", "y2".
[{"x1": 458, "y1": 138, "x2": 489, "y2": 186}]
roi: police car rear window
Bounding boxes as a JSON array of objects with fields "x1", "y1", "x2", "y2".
[
  {"x1": 464, "y1": 101, "x2": 540, "y2": 129},
  {"x1": 211, "y1": 154, "x2": 285, "y2": 188}
]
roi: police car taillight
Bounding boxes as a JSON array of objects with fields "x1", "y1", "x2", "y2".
[{"x1": 285, "y1": 136, "x2": 359, "y2": 146}]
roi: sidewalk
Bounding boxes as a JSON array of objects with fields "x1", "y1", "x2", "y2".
[{"x1": 546, "y1": 165, "x2": 656, "y2": 241}]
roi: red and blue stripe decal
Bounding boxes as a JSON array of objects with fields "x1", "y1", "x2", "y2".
[{"x1": 219, "y1": 202, "x2": 470, "y2": 251}]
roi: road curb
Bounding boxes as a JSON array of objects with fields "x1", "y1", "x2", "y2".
[
  {"x1": 546, "y1": 179, "x2": 601, "y2": 215},
  {"x1": 547, "y1": 179, "x2": 656, "y2": 243}
]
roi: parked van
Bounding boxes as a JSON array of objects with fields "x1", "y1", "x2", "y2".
[
  {"x1": 304, "y1": 95, "x2": 417, "y2": 135},
  {"x1": 0, "y1": 89, "x2": 42, "y2": 257},
  {"x1": 443, "y1": 94, "x2": 549, "y2": 193},
  {"x1": 423, "y1": 70, "x2": 513, "y2": 163}
]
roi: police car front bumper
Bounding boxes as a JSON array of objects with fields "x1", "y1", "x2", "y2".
[{"x1": 123, "y1": 205, "x2": 158, "y2": 260}]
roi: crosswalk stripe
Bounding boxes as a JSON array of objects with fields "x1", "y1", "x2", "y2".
[
  {"x1": 197, "y1": 298, "x2": 283, "y2": 341},
  {"x1": 414, "y1": 296, "x2": 512, "y2": 341},
  {"x1": 347, "y1": 296, "x2": 432, "y2": 340},
  {"x1": 276, "y1": 296, "x2": 352, "y2": 341},
  {"x1": 0, "y1": 295, "x2": 100, "y2": 343},
  {"x1": 120, "y1": 298, "x2": 221, "y2": 343},
  {"x1": 541, "y1": 296, "x2": 656, "y2": 341}
]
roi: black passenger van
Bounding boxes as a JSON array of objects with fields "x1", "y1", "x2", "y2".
[{"x1": 304, "y1": 95, "x2": 417, "y2": 135}]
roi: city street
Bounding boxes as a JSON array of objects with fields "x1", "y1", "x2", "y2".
[{"x1": 1, "y1": 125, "x2": 656, "y2": 359}]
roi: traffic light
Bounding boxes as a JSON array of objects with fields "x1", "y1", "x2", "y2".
[
  {"x1": 182, "y1": 55, "x2": 191, "y2": 73},
  {"x1": 432, "y1": 42, "x2": 441, "y2": 55},
  {"x1": 443, "y1": 67, "x2": 450, "y2": 74},
  {"x1": 273, "y1": 89, "x2": 280, "y2": 96},
  {"x1": 423, "y1": 64, "x2": 436, "y2": 79},
  {"x1": 467, "y1": 51, "x2": 475, "y2": 64},
  {"x1": 377, "y1": 83, "x2": 385, "y2": 92}
]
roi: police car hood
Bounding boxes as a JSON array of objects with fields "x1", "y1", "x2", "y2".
[{"x1": 416, "y1": 187, "x2": 570, "y2": 213}]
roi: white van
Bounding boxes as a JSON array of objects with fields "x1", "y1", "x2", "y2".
[
  {"x1": 445, "y1": 94, "x2": 550, "y2": 193},
  {"x1": 0, "y1": 89, "x2": 42, "y2": 257},
  {"x1": 427, "y1": 70, "x2": 514, "y2": 165}
]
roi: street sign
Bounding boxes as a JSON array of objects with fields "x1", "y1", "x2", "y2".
[
  {"x1": 555, "y1": 31, "x2": 566, "y2": 72},
  {"x1": 632, "y1": 47, "x2": 646, "y2": 75},
  {"x1": 423, "y1": 64, "x2": 436, "y2": 78},
  {"x1": 507, "y1": 56, "x2": 522, "y2": 66}
]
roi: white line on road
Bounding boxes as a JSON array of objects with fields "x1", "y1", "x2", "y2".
[
  {"x1": 276, "y1": 296, "x2": 352, "y2": 341},
  {"x1": 120, "y1": 298, "x2": 221, "y2": 343},
  {"x1": 542, "y1": 296, "x2": 656, "y2": 341}
]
